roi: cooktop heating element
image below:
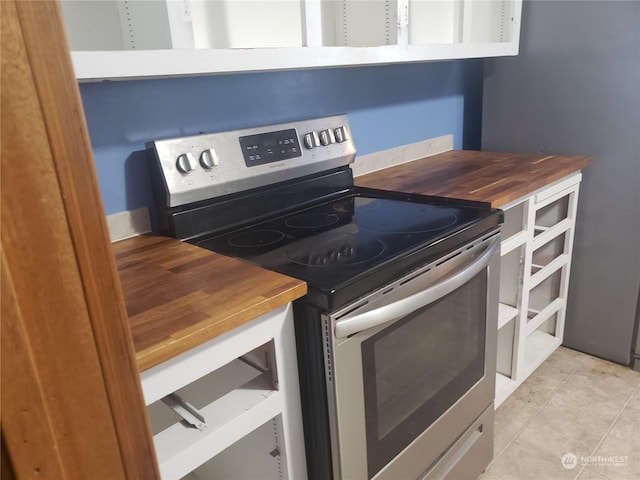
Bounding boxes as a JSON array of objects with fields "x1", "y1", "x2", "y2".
[{"x1": 192, "y1": 193, "x2": 494, "y2": 308}]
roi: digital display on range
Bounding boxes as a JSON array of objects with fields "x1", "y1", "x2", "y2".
[{"x1": 239, "y1": 129, "x2": 301, "y2": 167}]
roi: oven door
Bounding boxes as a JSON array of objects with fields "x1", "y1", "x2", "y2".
[{"x1": 323, "y1": 232, "x2": 500, "y2": 480}]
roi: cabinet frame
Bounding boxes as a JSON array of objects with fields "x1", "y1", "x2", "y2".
[
  {"x1": 141, "y1": 304, "x2": 307, "y2": 479},
  {"x1": 495, "y1": 173, "x2": 581, "y2": 407},
  {"x1": 64, "y1": 0, "x2": 523, "y2": 81}
]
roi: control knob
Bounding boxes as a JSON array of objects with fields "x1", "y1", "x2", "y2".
[
  {"x1": 176, "y1": 152, "x2": 197, "y2": 173},
  {"x1": 334, "y1": 126, "x2": 349, "y2": 143},
  {"x1": 319, "y1": 129, "x2": 336, "y2": 146},
  {"x1": 303, "y1": 132, "x2": 320, "y2": 149},
  {"x1": 200, "y1": 148, "x2": 219, "y2": 169}
]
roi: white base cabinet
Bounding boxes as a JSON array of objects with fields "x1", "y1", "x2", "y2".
[
  {"x1": 495, "y1": 173, "x2": 582, "y2": 407},
  {"x1": 140, "y1": 304, "x2": 307, "y2": 480}
]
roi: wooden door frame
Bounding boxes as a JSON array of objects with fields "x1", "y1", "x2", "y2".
[{"x1": 1, "y1": 1, "x2": 159, "y2": 477}]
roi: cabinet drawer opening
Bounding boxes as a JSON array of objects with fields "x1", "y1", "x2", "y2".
[
  {"x1": 534, "y1": 194, "x2": 570, "y2": 234},
  {"x1": 531, "y1": 232, "x2": 568, "y2": 273},
  {"x1": 527, "y1": 267, "x2": 565, "y2": 321},
  {"x1": 538, "y1": 312, "x2": 558, "y2": 336}
]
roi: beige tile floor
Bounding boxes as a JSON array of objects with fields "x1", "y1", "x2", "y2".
[{"x1": 479, "y1": 347, "x2": 640, "y2": 480}]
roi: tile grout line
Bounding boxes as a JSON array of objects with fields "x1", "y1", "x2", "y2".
[
  {"x1": 485, "y1": 351, "x2": 640, "y2": 479},
  {"x1": 585, "y1": 383, "x2": 640, "y2": 458},
  {"x1": 578, "y1": 465, "x2": 614, "y2": 480},
  {"x1": 574, "y1": 365, "x2": 639, "y2": 480},
  {"x1": 512, "y1": 358, "x2": 594, "y2": 480},
  {"x1": 556, "y1": 355, "x2": 614, "y2": 479},
  {"x1": 488, "y1": 353, "x2": 582, "y2": 467},
  {"x1": 511, "y1": 360, "x2": 582, "y2": 435}
]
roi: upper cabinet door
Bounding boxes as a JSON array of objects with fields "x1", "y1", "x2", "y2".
[{"x1": 61, "y1": 0, "x2": 522, "y2": 81}]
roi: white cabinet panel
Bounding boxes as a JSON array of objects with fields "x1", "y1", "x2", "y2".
[
  {"x1": 495, "y1": 173, "x2": 581, "y2": 407},
  {"x1": 60, "y1": 0, "x2": 126, "y2": 50},
  {"x1": 61, "y1": 0, "x2": 173, "y2": 50},
  {"x1": 335, "y1": 0, "x2": 398, "y2": 47},
  {"x1": 141, "y1": 304, "x2": 306, "y2": 480},
  {"x1": 465, "y1": 0, "x2": 515, "y2": 43},
  {"x1": 191, "y1": 1, "x2": 303, "y2": 48},
  {"x1": 409, "y1": 0, "x2": 461, "y2": 45}
]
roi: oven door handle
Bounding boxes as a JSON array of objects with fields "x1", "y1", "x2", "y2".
[{"x1": 334, "y1": 237, "x2": 499, "y2": 339}]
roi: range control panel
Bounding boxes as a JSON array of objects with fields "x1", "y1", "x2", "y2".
[
  {"x1": 147, "y1": 114, "x2": 356, "y2": 208},
  {"x1": 239, "y1": 128, "x2": 301, "y2": 167}
]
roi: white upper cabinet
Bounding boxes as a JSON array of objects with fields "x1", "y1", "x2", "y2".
[{"x1": 61, "y1": 0, "x2": 522, "y2": 81}]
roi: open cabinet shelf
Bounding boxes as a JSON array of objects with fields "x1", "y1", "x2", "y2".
[
  {"x1": 148, "y1": 360, "x2": 282, "y2": 479},
  {"x1": 60, "y1": 0, "x2": 523, "y2": 80},
  {"x1": 495, "y1": 173, "x2": 581, "y2": 408},
  {"x1": 140, "y1": 305, "x2": 306, "y2": 480},
  {"x1": 182, "y1": 416, "x2": 286, "y2": 480}
]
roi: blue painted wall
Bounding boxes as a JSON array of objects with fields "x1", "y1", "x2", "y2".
[{"x1": 80, "y1": 60, "x2": 483, "y2": 216}]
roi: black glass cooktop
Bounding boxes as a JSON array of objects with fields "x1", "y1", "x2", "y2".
[{"x1": 193, "y1": 191, "x2": 500, "y2": 307}]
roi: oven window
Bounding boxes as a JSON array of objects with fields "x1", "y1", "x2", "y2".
[{"x1": 362, "y1": 270, "x2": 487, "y2": 478}]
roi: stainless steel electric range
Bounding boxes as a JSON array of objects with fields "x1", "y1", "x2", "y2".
[{"x1": 147, "y1": 114, "x2": 503, "y2": 480}]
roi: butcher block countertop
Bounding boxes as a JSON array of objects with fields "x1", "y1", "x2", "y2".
[
  {"x1": 113, "y1": 235, "x2": 307, "y2": 372},
  {"x1": 355, "y1": 150, "x2": 592, "y2": 208},
  {"x1": 114, "y1": 150, "x2": 591, "y2": 372}
]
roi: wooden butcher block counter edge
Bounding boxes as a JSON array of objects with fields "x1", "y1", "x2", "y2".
[
  {"x1": 112, "y1": 234, "x2": 307, "y2": 372},
  {"x1": 355, "y1": 150, "x2": 593, "y2": 208}
]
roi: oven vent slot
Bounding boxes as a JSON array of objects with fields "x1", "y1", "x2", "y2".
[
  {"x1": 482, "y1": 232, "x2": 499, "y2": 243},
  {"x1": 399, "y1": 269, "x2": 429, "y2": 286},
  {"x1": 436, "y1": 249, "x2": 462, "y2": 267}
]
